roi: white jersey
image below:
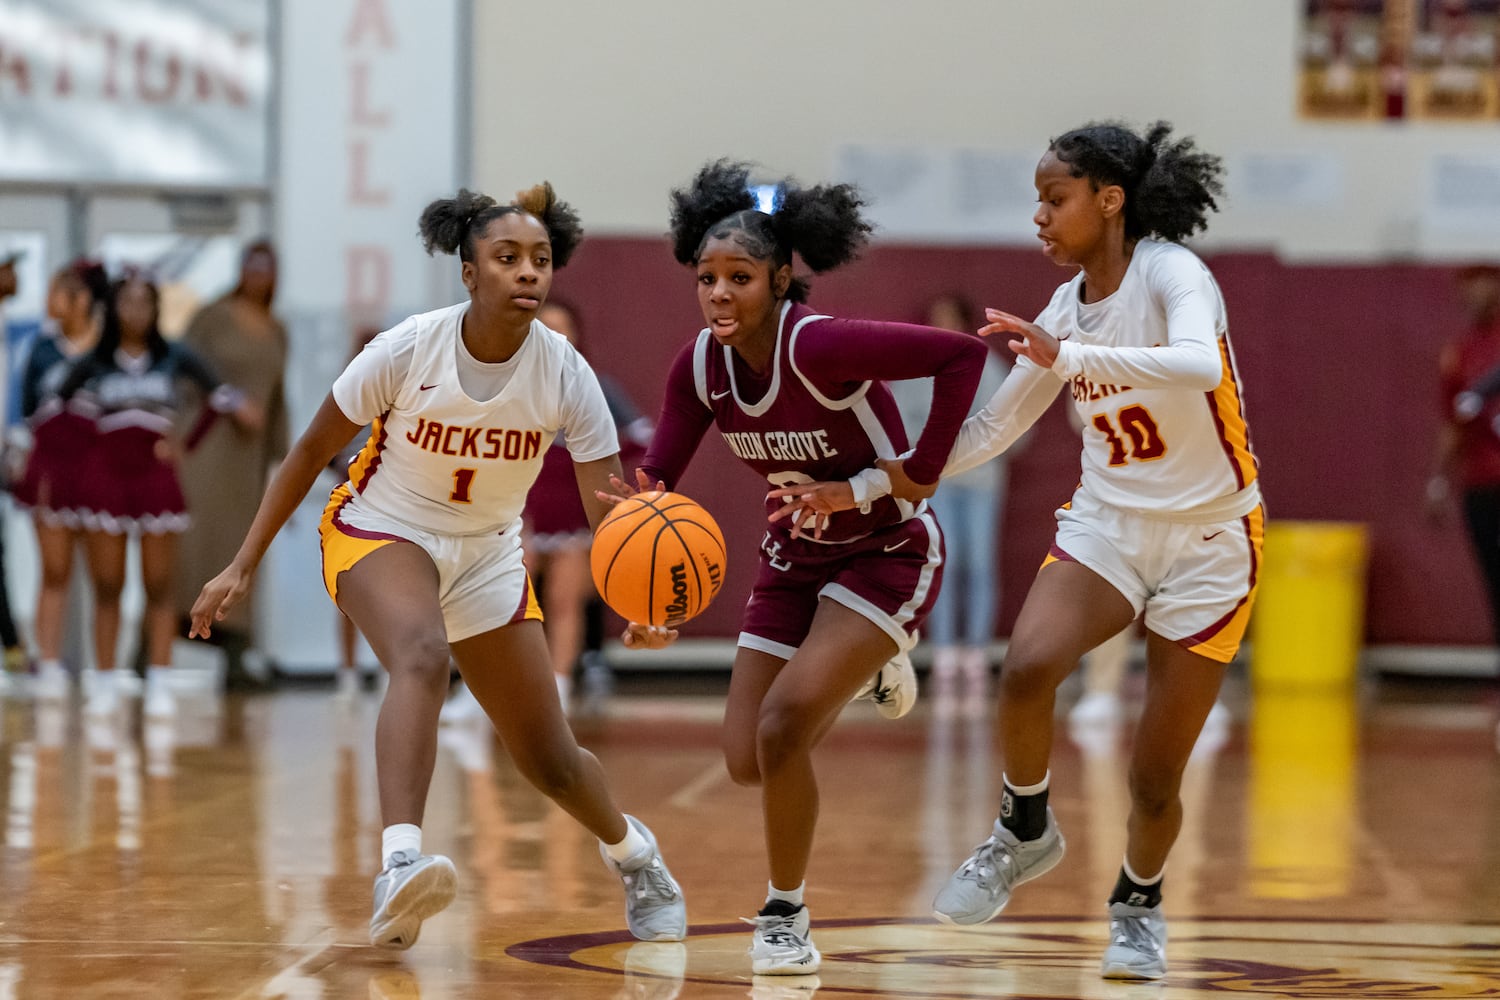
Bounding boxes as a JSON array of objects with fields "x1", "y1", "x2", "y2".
[
  {"x1": 332, "y1": 302, "x2": 616, "y2": 536},
  {"x1": 949, "y1": 239, "x2": 1259, "y2": 521}
]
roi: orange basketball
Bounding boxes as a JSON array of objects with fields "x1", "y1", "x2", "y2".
[{"x1": 590, "y1": 490, "x2": 727, "y2": 628}]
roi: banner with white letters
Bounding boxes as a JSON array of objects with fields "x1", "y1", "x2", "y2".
[
  {"x1": 276, "y1": 0, "x2": 463, "y2": 331},
  {"x1": 0, "y1": 0, "x2": 271, "y2": 186}
]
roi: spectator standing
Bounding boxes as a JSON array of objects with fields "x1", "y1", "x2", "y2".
[
  {"x1": 174, "y1": 241, "x2": 289, "y2": 688},
  {"x1": 17, "y1": 259, "x2": 110, "y2": 700},
  {"x1": 1430, "y1": 264, "x2": 1500, "y2": 665}
]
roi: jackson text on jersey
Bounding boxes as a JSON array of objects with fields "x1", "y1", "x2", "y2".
[{"x1": 403, "y1": 417, "x2": 544, "y2": 462}]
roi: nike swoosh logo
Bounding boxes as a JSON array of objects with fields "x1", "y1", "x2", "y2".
[
  {"x1": 883, "y1": 539, "x2": 909, "y2": 552},
  {"x1": 711, "y1": 389, "x2": 732, "y2": 400},
  {"x1": 1202, "y1": 530, "x2": 1225, "y2": 541},
  {"x1": 419, "y1": 383, "x2": 439, "y2": 391}
]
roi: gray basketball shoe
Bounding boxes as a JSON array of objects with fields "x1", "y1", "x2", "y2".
[
  {"x1": 1101, "y1": 902, "x2": 1168, "y2": 980},
  {"x1": 369, "y1": 850, "x2": 458, "y2": 948},
  {"x1": 852, "y1": 648, "x2": 918, "y2": 719},
  {"x1": 932, "y1": 809, "x2": 1066, "y2": 925},
  {"x1": 599, "y1": 815, "x2": 687, "y2": 941},
  {"x1": 745, "y1": 905, "x2": 820, "y2": 975}
]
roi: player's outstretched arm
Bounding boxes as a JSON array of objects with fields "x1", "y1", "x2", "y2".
[
  {"x1": 945, "y1": 353, "x2": 1063, "y2": 478},
  {"x1": 980, "y1": 308, "x2": 1061, "y2": 368},
  {"x1": 190, "y1": 392, "x2": 362, "y2": 638}
]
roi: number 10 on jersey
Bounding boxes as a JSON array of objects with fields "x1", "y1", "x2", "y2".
[{"x1": 1091, "y1": 405, "x2": 1166, "y2": 467}]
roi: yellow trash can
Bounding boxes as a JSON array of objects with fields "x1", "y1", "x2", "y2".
[{"x1": 1250, "y1": 521, "x2": 1369, "y2": 690}]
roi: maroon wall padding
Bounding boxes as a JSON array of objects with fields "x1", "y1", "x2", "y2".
[{"x1": 554, "y1": 237, "x2": 1482, "y2": 646}]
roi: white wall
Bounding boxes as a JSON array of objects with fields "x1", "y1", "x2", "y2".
[
  {"x1": 474, "y1": 0, "x2": 1500, "y2": 261},
  {"x1": 264, "y1": 0, "x2": 465, "y2": 672}
]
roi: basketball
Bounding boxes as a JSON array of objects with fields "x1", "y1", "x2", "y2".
[{"x1": 590, "y1": 490, "x2": 727, "y2": 628}]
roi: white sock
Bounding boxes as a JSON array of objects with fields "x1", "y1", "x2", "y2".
[
  {"x1": 92, "y1": 670, "x2": 116, "y2": 696},
  {"x1": 1003, "y1": 771, "x2": 1050, "y2": 796},
  {"x1": 602, "y1": 820, "x2": 649, "y2": 864},
  {"x1": 382, "y1": 823, "x2": 422, "y2": 868},
  {"x1": 766, "y1": 881, "x2": 805, "y2": 908},
  {"x1": 1123, "y1": 857, "x2": 1163, "y2": 885},
  {"x1": 39, "y1": 659, "x2": 63, "y2": 675},
  {"x1": 147, "y1": 665, "x2": 171, "y2": 686}
]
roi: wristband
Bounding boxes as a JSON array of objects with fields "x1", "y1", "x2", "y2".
[{"x1": 848, "y1": 468, "x2": 892, "y2": 513}]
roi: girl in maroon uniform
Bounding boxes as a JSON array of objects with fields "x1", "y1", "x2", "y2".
[
  {"x1": 620, "y1": 160, "x2": 986, "y2": 975},
  {"x1": 17, "y1": 259, "x2": 110, "y2": 700},
  {"x1": 59, "y1": 272, "x2": 254, "y2": 717}
]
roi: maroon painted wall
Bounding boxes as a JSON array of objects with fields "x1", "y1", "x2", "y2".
[{"x1": 555, "y1": 238, "x2": 1481, "y2": 646}]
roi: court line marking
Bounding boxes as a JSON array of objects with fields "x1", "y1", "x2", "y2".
[{"x1": 667, "y1": 760, "x2": 728, "y2": 809}]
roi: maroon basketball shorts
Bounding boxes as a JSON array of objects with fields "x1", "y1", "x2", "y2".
[{"x1": 738, "y1": 509, "x2": 945, "y2": 659}]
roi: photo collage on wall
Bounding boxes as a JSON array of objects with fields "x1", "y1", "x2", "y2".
[{"x1": 1300, "y1": 0, "x2": 1500, "y2": 120}]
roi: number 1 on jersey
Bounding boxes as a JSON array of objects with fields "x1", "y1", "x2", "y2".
[
  {"x1": 450, "y1": 467, "x2": 476, "y2": 503},
  {"x1": 1092, "y1": 404, "x2": 1166, "y2": 466}
]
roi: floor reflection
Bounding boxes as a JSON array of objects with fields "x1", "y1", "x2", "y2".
[{"x1": 0, "y1": 673, "x2": 1491, "y2": 998}]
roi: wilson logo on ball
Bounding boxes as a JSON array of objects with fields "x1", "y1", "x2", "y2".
[{"x1": 590, "y1": 491, "x2": 727, "y2": 627}]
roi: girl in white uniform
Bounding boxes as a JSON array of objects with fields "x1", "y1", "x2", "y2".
[
  {"x1": 771, "y1": 120, "x2": 1260, "y2": 981},
  {"x1": 190, "y1": 185, "x2": 686, "y2": 949}
]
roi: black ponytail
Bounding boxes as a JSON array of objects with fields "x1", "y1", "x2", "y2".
[
  {"x1": 668, "y1": 160, "x2": 871, "y2": 303},
  {"x1": 1050, "y1": 120, "x2": 1224, "y2": 243},
  {"x1": 773, "y1": 182, "x2": 870, "y2": 274},
  {"x1": 668, "y1": 160, "x2": 758, "y2": 266},
  {"x1": 419, "y1": 184, "x2": 584, "y2": 267}
]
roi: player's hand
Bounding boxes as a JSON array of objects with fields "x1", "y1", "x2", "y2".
[
  {"x1": 621, "y1": 622, "x2": 679, "y2": 649},
  {"x1": 189, "y1": 562, "x2": 254, "y2": 639},
  {"x1": 980, "y1": 308, "x2": 1060, "y2": 369},
  {"x1": 877, "y1": 457, "x2": 938, "y2": 502},
  {"x1": 597, "y1": 468, "x2": 665, "y2": 507},
  {"x1": 766, "y1": 481, "x2": 854, "y2": 540}
]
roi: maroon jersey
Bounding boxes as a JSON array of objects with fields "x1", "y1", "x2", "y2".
[{"x1": 642, "y1": 301, "x2": 986, "y2": 544}]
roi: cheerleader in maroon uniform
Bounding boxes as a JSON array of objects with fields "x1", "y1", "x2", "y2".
[
  {"x1": 15, "y1": 259, "x2": 110, "y2": 700},
  {"x1": 618, "y1": 161, "x2": 986, "y2": 975},
  {"x1": 58, "y1": 272, "x2": 254, "y2": 717}
]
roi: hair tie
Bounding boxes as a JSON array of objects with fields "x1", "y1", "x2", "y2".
[{"x1": 751, "y1": 182, "x2": 783, "y2": 215}]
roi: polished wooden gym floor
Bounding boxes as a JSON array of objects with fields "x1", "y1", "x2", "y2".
[{"x1": 0, "y1": 668, "x2": 1497, "y2": 999}]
